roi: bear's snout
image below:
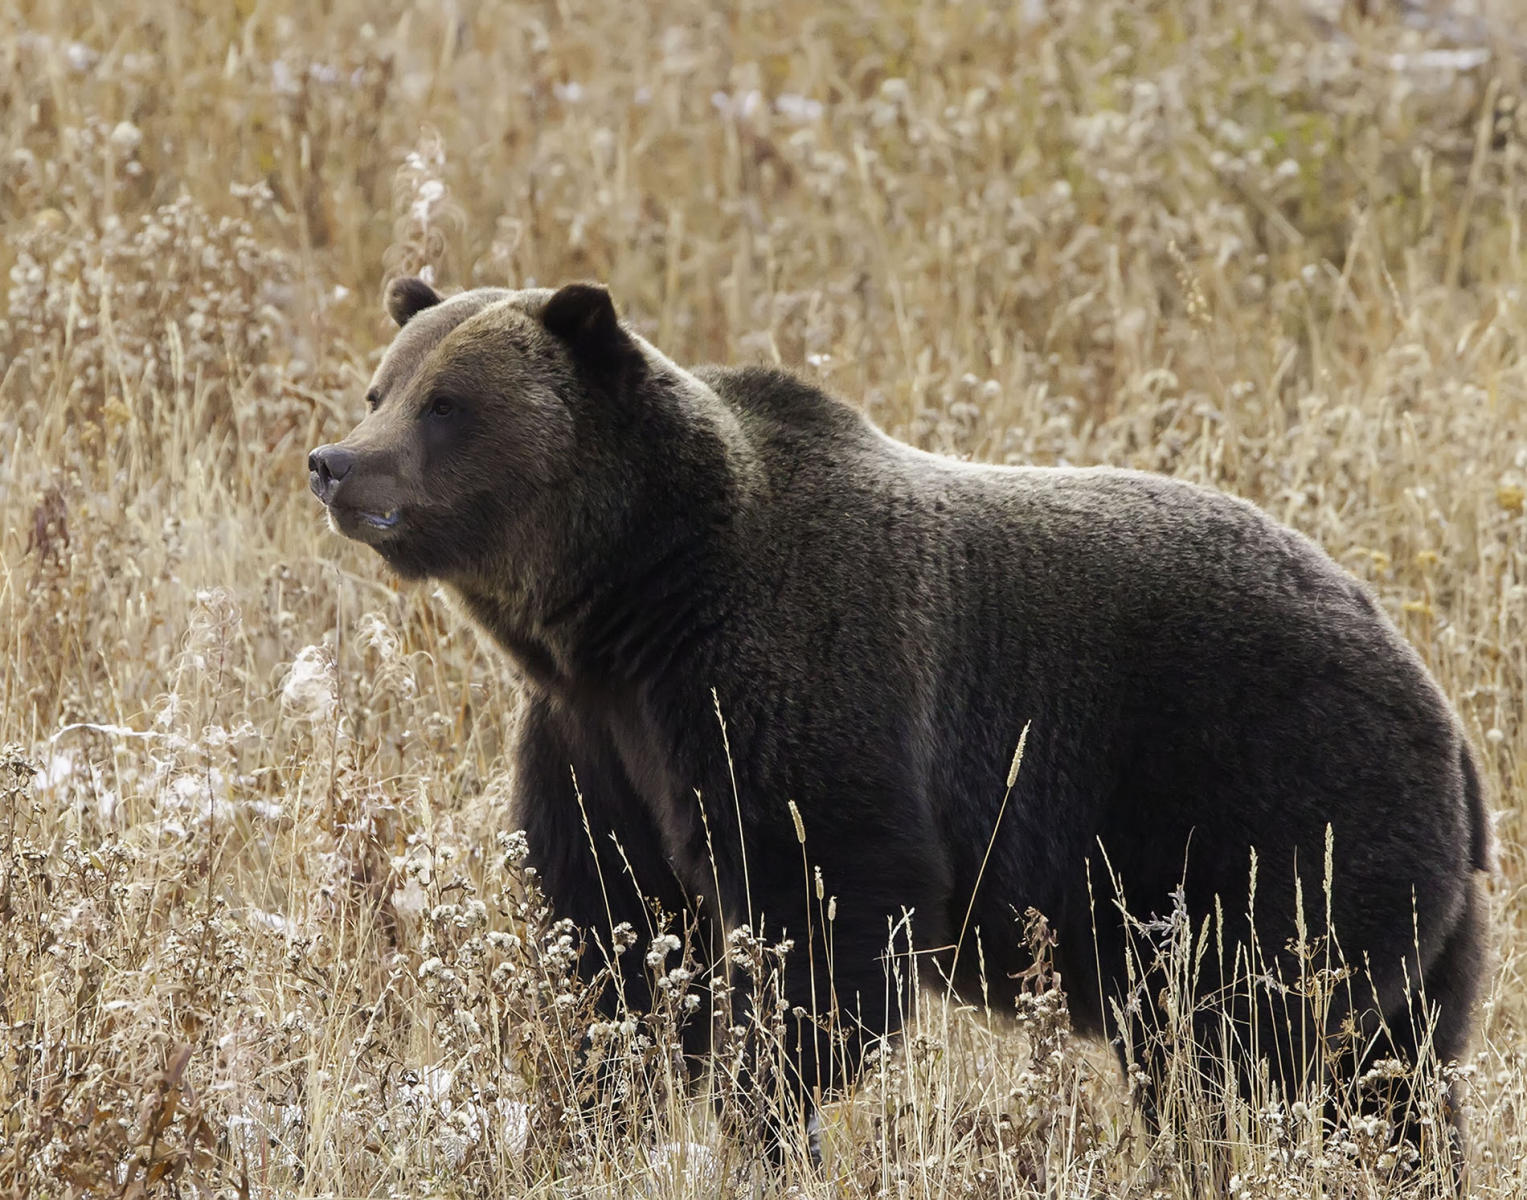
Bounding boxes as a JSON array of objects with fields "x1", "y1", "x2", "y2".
[{"x1": 308, "y1": 444, "x2": 355, "y2": 506}]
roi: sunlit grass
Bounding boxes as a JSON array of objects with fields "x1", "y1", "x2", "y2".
[{"x1": 2, "y1": 1, "x2": 1525, "y2": 1195}]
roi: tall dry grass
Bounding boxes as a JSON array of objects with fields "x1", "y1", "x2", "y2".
[{"x1": 2, "y1": 0, "x2": 1526, "y2": 1195}]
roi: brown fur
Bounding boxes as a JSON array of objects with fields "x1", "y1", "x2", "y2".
[{"x1": 309, "y1": 280, "x2": 1490, "y2": 1172}]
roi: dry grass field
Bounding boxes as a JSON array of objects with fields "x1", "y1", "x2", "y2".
[{"x1": 3, "y1": 0, "x2": 1527, "y2": 1195}]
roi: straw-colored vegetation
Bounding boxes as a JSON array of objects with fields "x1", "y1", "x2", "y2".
[{"x1": 3, "y1": 0, "x2": 1525, "y2": 1195}]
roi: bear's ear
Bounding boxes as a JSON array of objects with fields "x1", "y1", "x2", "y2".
[
  {"x1": 386, "y1": 276, "x2": 444, "y2": 327},
  {"x1": 541, "y1": 283, "x2": 624, "y2": 353}
]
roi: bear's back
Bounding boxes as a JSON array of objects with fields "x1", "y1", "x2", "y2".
[
  {"x1": 683, "y1": 368, "x2": 1472, "y2": 895},
  {"x1": 690, "y1": 365, "x2": 1451, "y2": 766}
]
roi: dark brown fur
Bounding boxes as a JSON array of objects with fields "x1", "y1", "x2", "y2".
[{"x1": 310, "y1": 280, "x2": 1491, "y2": 1169}]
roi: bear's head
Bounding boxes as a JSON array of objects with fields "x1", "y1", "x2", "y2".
[{"x1": 308, "y1": 279, "x2": 646, "y2": 583}]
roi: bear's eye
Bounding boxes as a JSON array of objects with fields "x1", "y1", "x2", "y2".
[
  {"x1": 428, "y1": 397, "x2": 456, "y2": 419},
  {"x1": 365, "y1": 389, "x2": 382, "y2": 412}
]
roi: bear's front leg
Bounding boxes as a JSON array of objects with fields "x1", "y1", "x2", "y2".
[
  {"x1": 511, "y1": 697, "x2": 713, "y2": 1116},
  {"x1": 711, "y1": 843, "x2": 953, "y2": 1172}
]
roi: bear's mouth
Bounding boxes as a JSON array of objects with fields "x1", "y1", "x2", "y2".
[{"x1": 327, "y1": 503, "x2": 405, "y2": 545}]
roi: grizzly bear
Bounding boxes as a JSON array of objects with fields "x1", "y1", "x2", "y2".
[{"x1": 309, "y1": 279, "x2": 1489, "y2": 1166}]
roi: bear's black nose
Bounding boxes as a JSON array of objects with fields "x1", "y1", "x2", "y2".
[{"x1": 308, "y1": 444, "x2": 355, "y2": 505}]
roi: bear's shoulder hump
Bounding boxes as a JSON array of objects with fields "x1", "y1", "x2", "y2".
[{"x1": 692, "y1": 364, "x2": 871, "y2": 439}]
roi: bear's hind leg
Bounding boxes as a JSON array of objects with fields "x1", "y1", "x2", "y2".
[{"x1": 1362, "y1": 879, "x2": 1486, "y2": 1191}]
